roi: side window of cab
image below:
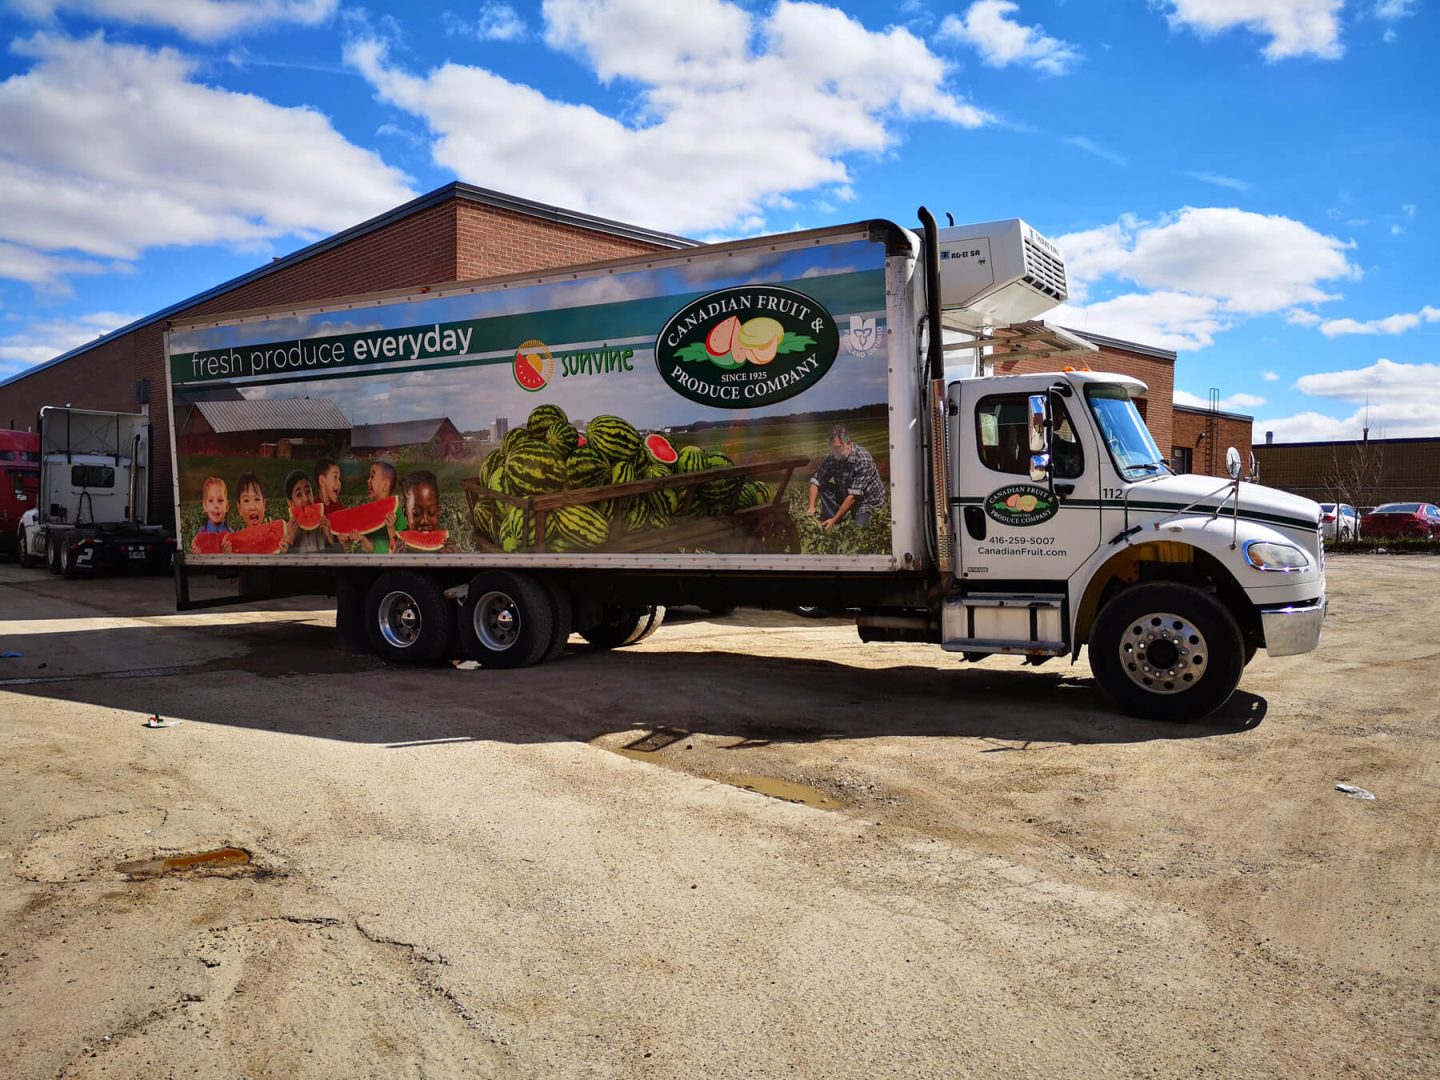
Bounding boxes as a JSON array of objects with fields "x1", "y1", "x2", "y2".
[{"x1": 976, "y1": 394, "x2": 1084, "y2": 478}]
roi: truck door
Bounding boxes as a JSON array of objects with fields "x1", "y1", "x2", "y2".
[{"x1": 950, "y1": 383, "x2": 1102, "y2": 585}]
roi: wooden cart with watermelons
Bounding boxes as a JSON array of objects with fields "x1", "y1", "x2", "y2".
[{"x1": 462, "y1": 455, "x2": 808, "y2": 555}]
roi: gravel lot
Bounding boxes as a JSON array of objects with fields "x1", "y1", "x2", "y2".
[{"x1": 0, "y1": 556, "x2": 1435, "y2": 1078}]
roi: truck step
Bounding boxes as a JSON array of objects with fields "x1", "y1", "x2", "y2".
[{"x1": 942, "y1": 593, "x2": 1067, "y2": 656}]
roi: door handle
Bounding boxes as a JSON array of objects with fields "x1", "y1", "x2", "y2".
[{"x1": 963, "y1": 505, "x2": 986, "y2": 540}]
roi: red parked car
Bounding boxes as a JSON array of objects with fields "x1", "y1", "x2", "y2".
[{"x1": 1360, "y1": 502, "x2": 1440, "y2": 539}]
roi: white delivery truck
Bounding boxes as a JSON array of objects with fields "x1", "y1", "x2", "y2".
[
  {"x1": 164, "y1": 211, "x2": 1325, "y2": 719},
  {"x1": 17, "y1": 406, "x2": 175, "y2": 577}
]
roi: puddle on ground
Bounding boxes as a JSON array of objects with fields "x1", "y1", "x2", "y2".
[
  {"x1": 116, "y1": 847, "x2": 251, "y2": 878},
  {"x1": 727, "y1": 774, "x2": 837, "y2": 808},
  {"x1": 598, "y1": 732, "x2": 841, "y2": 810}
]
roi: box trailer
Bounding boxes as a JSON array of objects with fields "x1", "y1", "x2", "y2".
[
  {"x1": 165, "y1": 212, "x2": 1325, "y2": 719},
  {"x1": 1, "y1": 427, "x2": 40, "y2": 559},
  {"x1": 17, "y1": 406, "x2": 174, "y2": 576}
]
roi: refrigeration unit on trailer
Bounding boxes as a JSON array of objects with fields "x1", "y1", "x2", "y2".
[{"x1": 164, "y1": 210, "x2": 1325, "y2": 719}]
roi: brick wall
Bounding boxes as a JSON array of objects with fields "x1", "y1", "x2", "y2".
[
  {"x1": 1172, "y1": 406, "x2": 1253, "y2": 478},
  {"x1": 993, "y1": 342, "x2": 1176, "y2": 457},
  {"x1": 0, "y1": 196, "x2": 671, "y2": 527},
  {"x1": 1254, "y1": 438, "x2": 1440, "y2": 506}
]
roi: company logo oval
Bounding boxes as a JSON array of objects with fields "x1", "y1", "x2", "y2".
[
  {"x1": 984, "y1": 484, "x2": 1059, "y2": 527},
  {"x1": 656, "y1": 285, "x2": 839, "y2": 409}
]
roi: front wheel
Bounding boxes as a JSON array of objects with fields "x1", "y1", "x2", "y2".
[
  {"x1": 18, "y1": 529, "x2": 37, "y2": 568},
  {"x1": 579, "y1": 604, "x2": 665, "y2": 650},
  {"x1": 364, "y1": 571, "x2": 454, "y2": 665},
  {"x1": 1088, "y1": 583, "x2": 1244, "y2": 722}
]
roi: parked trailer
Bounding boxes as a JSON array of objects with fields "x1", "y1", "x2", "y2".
[
  {"x1": 165, "y1": 212, "x2": 1325, "y2": 719},
  {"x1": 16, "y1": 406, "x2": 174, "y2": 576}
]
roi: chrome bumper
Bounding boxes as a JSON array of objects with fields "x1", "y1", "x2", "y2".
[{"x1": 1261, "y1": 598, "x2": 1326, "y2": 657}]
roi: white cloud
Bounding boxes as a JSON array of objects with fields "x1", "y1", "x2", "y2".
[
  {"x1": 1050, "y1": 292, "x2": 1231, "y2": 352},
  {"x1": 0, "y1": 33, "x2": 415, "y2": 283},
  {"x1": 1261, "y1": 370, "x2": 1279, "y2": 381},
  {"x1": 445, "y1": 3, "x2": 527, "y2": 42},
  {"x1": 937, "y1": 0, "x2": 1081, "y2": 76},
  {"x1": 1316, "y1": 304, "x2": 1440, "y2": 337},
  {"x1": 1159, "y1": 0, "x2": 1345, "y2": 60},
  {"x1": 0, "y1": 240, "x2": 112, "y2": 289},
  {"x1": 1180, "y1": 169, "x2": 1251, "y2": 192},
  {"x1": 1374, "y1": 1, "x2": 1418, "y2": 21},
  {"x1": 1064, "y1": 136, "x2": 1126, "y2": 166},
  {"x1": 346, "y1": 0, "x2": 990, "y2": 235},
  {"x1": 1058, "y1": 207, "x2": 1357, "y2": 313},
  {"x1": 1175, "y1": 388, "x2": 1266, "y2": 411},
  {"x1": 0, "y1": 310, "x2": 138, "y2": 373},
  {"x1": 1286, "y1": 309, "x2": 1322, "y2": 327},
  {"x1": 7, "y1": 0, "x2": 337, "y2": 41},
  {"x1": 1258, "y1": 358, "x2": 1440, "y2": 440}
]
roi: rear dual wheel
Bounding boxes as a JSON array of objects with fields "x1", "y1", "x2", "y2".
[
  {"x1": 458, "y1": 570, "x2": 572, "y2": 669},
  {"x1": 578, "y1": 605, "x2": 665, "y2": 650},
  {"x1": 364, "y1": 571, "x2": 455, "y2": 665}
]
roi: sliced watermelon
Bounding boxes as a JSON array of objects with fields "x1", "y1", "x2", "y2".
[
  {"x1": 513, "y1": 349, "x2": 546, "y2": 391},
  {"x1": 293, "y1": 503, "x2": 324, "y2": 531},
  {"x1": 191, "y1": 531, "x2": 227, "y2": 554},
  {"x1": 326, "y1": 496, "x2": 397, "y2": 536},
  {"x1": 396, "y1": 529, "x2": 448, "y2": 552},
  {"x1": 228, "y1": 519, "x2": 287, "y2": 555},
  {"x1": 644, "y1": 432, "x2": 678, "y2": 465}
]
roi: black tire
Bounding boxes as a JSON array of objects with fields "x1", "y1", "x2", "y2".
[
  {"x1": 334, "y1": 574, "x2": 370, "y2": 653},
  {"x1": 18, "y1": 529, "x2": 37, "y2": 568},
  {"x1": 458, "y1": 570, "x2": 554, "y2": 669},
  {"x1": 1088, "y1": 583, "x2": 1245, "y2": 722},
  {"x1": 363, "y1": 571, "x2": 454, "y2": 665},
  {"x1": 579, "y1": 604, "x2": 665, "y2": 650},
  {"x1": 46, "y1": 532, "x2": 60, "y2": 574},
  {"x1": 704, "y1": 605, "x2": 738, "y2": 618},
  {"x1": 795, "y1": 605, "x2": 830, "y2": 618},
  {"x1": 538, "y1": 576, "x2": 575, "y2": 663},
  {"x1": 59, "y1": 532, "x2": 79, "y2": 579}
]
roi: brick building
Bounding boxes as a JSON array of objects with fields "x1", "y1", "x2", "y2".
[
  {"x1": 0, "y1": 183, "x2": 691, "y2": 526},
  {"x1": 1254, "y1": 436, "x2": 1440, "y2": 507},
  {"x1": 1172, "y1": 403, "x2": 1254, "y2": 477}
]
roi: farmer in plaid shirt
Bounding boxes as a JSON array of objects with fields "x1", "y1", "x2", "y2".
[{"x1": 807, "y1": 424, "x2": 886, "y2": 528}]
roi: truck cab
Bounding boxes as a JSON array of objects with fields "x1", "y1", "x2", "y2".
[
  {"x1": 0, "y1": 428, "x2": 40, "y2": 558},
  {"x1": 941, "y1": 368, "x2": 1325, "y2": 718}
]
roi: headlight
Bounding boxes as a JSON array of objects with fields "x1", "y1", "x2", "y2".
[{"x1": 1243, "y1": 540, "x2": 1311, "y2": 572}]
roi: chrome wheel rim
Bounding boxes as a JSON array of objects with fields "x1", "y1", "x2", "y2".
[
  {"x1": 474, "y1": 590, "x2": 520, "y2": 652},
  {"x1": 1118, "y1": 611, "x2": 1207, "y2": 694},
  {"x1": 377, "y1": 590, "x2": 422, "y2": 649}
]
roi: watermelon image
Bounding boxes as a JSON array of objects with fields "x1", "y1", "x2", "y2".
[
  {"x1": 396, "y1": 529, "x2": 448, "y2": 552},
  {"x1": 546, "y1": 421, "x2": 580, "y2": 458},
  {"x1": 737, "y1": 481, "x2": 775, "y2": 509},
  {"x1": 585, "y1": 415, "x2": 642, "y2": 463},
  {"x1": 527, "y1": 403, "x2": 568, "y2": 434},
  {"x1": 698, "y1": 450, "x2": 739, "y2": 505},
  {"x1": 499, "y1": 510, "x2": 535, "y2": 552},
  {"x1": 500, "y1": 427, "x2": 534, "y2": 457},
  {"x1": 610, "y1": 459, "x2": 636, "y2": 486},
  {"x1": 191, "y1": 531, "x2": 226, "y2": 554},
  {"x1": 641, "y1": 462, "x2": 679, "y2": 516},
  {"x1": 325, "y1": 496, "x2": 397, "y2": 536},
  {"x1": 506, "y1": 443, "x2": 567, "y2": 496},
  {"x1": 643, "y1": 433, "x2": 678, "y2": 466},
  {"x1": 294, "y1": 503, "x2": 324, "y2": 531},
  {"x1": 514, "y1": 348, "x2": 547, "y2": 391},
  {"x1": 676, "y1": 445, "x2": 708, "y2": 474},
  {"x1": 552, "y1": 503, "x2": 611, "y2": 550},
  {"x1": 565, "y1": 446, "x2": 611, "y2": 489},
  {"x1": 228, "y1": 519, "x2": 287, "y2": 554},
  {"x1": 472, "y1": 499, "x2": 500, "y2": 543}
]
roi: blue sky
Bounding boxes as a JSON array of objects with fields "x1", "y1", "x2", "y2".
[{"x1": 0, "y1": 0, "x2": 1435, "y2": 441}]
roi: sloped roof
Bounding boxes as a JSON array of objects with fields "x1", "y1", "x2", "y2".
[
  {"x1": 351, "y1": 419, "x2": 457, "y2": 448},
  {"x1": 190, "y1": 398, "x2": 350, "y2": 434},
  {"x1": 0, "y1": 182, "x2": 696, "y2": 392}
]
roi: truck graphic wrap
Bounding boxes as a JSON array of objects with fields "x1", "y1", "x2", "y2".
[{"x1": 168, "y1": 238, "x2": 892, "y2": 560}]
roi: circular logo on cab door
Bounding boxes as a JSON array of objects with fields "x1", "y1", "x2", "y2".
[
  {"x1": 656, "y1": 286, "x2": 839, "y2": 409},
  {"x1": 984, "y1": 484, "x2": 1059, "y2": 527}
]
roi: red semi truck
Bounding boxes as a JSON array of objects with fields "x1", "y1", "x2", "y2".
[{"x1": 0, "y1": 428, "x2": 40, "y2": 559}]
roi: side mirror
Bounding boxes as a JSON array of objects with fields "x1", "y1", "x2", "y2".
[
  {"x1": 1248, "y1": 451, "x2": 1258, "y2": 480},
  {"x1": 1027, "y1": 394, "x2": 1049, "y2": 453},
  {"x1": 1225, "y1": 446, "x2": 1242, "y2": 479},
  {"x1": 1030, "y1": 453, "x2": 1052, "y2": 484}
]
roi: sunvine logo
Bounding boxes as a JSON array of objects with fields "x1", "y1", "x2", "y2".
[{"x1": 656, "y1": 285, "x2": 839, "y2": 409}]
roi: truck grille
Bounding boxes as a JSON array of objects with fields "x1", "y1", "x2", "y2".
[{"x1": 1023, "y1": 235, "x2": 1067, "y2": 301}]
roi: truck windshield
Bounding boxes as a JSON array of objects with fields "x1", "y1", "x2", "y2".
[{"x1": 1086, "y1": 385, "x2": 1169, "y2": 480}]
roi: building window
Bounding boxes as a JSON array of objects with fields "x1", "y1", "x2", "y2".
[{"x1": 1173, "y1": 446, "x2": 1192, "y2": 474}]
